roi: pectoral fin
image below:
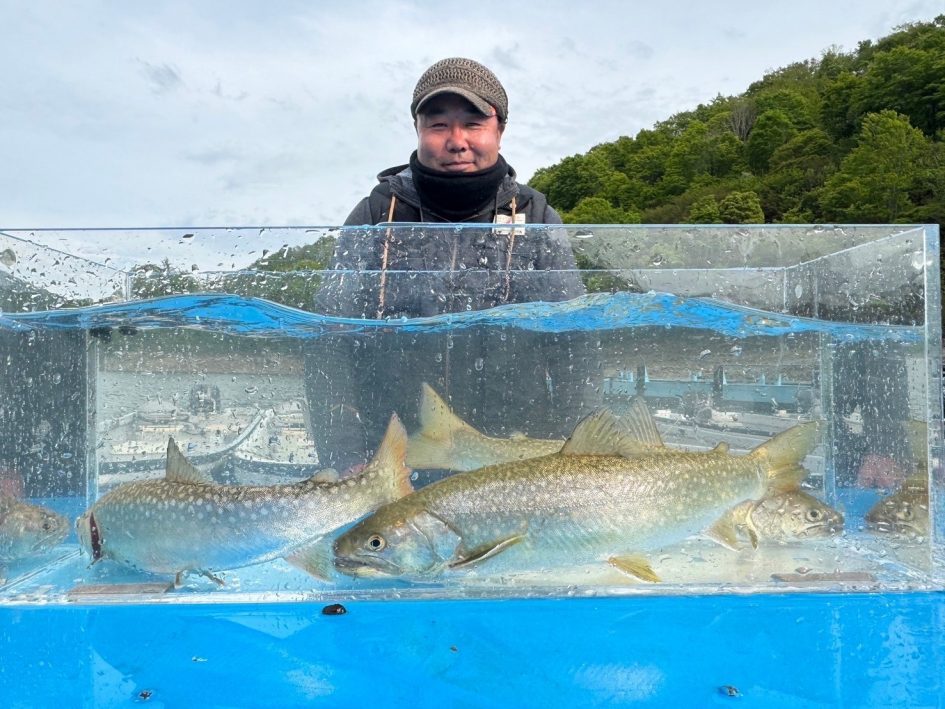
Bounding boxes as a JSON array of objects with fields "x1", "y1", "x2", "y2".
[
  {"x1": 173, "y1": 569, "x2": 225, "y2": 588},
  {"x1": 608, "y1": 554, "x2": 660, "y2": 583},
  {"x1": 286, "y1": 536, "x2": 334, "y2": 582},
  {"x1": 449, "y1": 534, "x2": 525, "y2": 570},
  {"x1": 705, "y1": 515, "x2": 741, "y2": 551},
  {"x1": 707, "y1": 501, "x2": 758, "y2": 551}
]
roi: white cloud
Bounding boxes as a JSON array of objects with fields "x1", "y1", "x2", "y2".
[{"x1": 1, "y1": 0, "x2": 942, "y2": 228}]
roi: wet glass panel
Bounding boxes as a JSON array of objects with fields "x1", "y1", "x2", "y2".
[{"x1": 0, "y1": 224, "x2": 940, "y2": 602}]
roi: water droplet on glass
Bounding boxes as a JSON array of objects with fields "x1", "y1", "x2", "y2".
[{"x1": 474, "y1": 358, "x2": 484, "y2": 371}]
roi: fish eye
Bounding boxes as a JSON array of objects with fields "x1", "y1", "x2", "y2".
[
  {"x1": 42, "y1": 521, "x2": 52, "y2": 531},
  {"x1": 367, "y1": 534, "x2": 386, "y2": 551},
  {"x1": 806, "y1": 508, "x2": 822, "y2": 522},
  {"x1": 900, "y1": 504, "x2": 913, "y2": 521}
]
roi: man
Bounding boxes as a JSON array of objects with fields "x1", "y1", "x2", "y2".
[
  {"x1": 305, "y1": 57, "x2": 595, "y2": 472},
  {"x1": 344, "y1": 56, "x2": 561, "y2": 226}
]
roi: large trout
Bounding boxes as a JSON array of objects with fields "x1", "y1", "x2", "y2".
[
  {"x1": 77, "y1": 416, "x2": 412, "y2": 584},
  {"x1": 335, "y1": 406, "x2": 820, "y2": 583},
  {"x1": 406, "y1": 383, "x2": 665, "y2": 471}
]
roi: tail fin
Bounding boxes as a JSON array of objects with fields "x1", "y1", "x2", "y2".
[
  {"x1": 415, "y1": 383, "x2": 478, "y2": 439},
  {"x1": 748, "y1": 421, "x2": 821, "y2": 492},
  {"x1": 406, "y1": 383, "x2": 483, "y2": 469},
  {"x1": 366, "y1": 414, "x2": 413, "y2": 500}
]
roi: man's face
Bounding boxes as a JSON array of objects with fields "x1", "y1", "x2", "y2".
[{"x1": 415, "y1": 93, "x2": 504, "y2": 173}]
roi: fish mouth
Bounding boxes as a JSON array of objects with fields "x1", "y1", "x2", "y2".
[
  {"x1": 802, "y1": 521, "x2": 843, "y2": 537},
  {"x1": 866, "y1": 519, "x2": 922, "y2": 536},
  {"x1": 333, "y1": 554, "x2": 401, "y2": 578}
]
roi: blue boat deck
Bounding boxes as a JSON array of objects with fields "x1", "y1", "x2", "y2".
[{"x1": 2, "y1": 592, "x2": 943, "y2": 707}]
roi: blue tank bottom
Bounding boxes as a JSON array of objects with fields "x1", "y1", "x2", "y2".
[{"x1": 2, "y1": 591, "x2": 943, "y2": 707}]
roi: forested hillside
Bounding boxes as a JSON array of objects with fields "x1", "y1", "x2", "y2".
[{"x1": 528, "y1": 16, "x2": 945, "y2": 229}]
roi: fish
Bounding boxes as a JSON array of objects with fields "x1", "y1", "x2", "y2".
[
  {"x1": 0, "y1": 493, "x2": 69, "y2": 563},
  {"x1": 406, "y1": 383, "x2": 563, "y2": 471},
  {"x1": 76, "y1": 415, "x2": 412, "y2": 584},
  {"x1": 865, "y1": 419, "x2": 930, "y2": 538},
  {"x1": 406, "y1": 383, "x2": 665, "y2": 471},
  {"x1": 865, "y1": 473, "x2": 929, "y2": 537},
  {"x1": 707, "y1": 489, "x2": 844, "y2": 549},
  {"x1": 334, "y1": 403, "x2": 819, "y2": 583}
]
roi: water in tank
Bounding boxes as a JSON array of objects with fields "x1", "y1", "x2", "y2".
[{"x1": 0, "y1": 224, "x2": 941, "y2": 603}]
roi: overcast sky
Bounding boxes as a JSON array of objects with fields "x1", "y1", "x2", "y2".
[{"x1": 2, "y1": 1, "x2": 942, "y2": 229}]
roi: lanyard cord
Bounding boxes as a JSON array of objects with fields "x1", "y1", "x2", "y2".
[
  {"x1": 502, "y1": 197, "x2": 517, "y2": 302},
  {"x1": 375, "y1": 194, "x2": 398, "y2": 319}
]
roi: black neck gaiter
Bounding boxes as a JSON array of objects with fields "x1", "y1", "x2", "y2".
[{"x1": 409, "y1": 152, "x2": 509, "y2": 220}]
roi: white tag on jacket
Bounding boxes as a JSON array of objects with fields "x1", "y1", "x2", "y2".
[{"x1": 493, "y1": 213, "x2": 526, "y2": 236}]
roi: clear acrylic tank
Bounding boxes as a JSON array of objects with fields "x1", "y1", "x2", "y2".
[{"x1": 0, "y1": 224, "x2": 941, "y2": 604}]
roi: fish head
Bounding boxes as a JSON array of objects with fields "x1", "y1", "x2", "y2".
[
  {"x1": 866, "y1": 488, "x2": 929, "y2": 537},
  {"x1": 0, "y1": 499, "x2": 69, "y2": 561},
  {"x1": 752, "y1": 491, "x2": 844, "y2": 539},
  {"x1": 333, "y1": 504, "x2": 460, "y2": 579}
]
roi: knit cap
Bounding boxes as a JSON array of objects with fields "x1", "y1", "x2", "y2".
[{"x1": 411, "y1": 58, "x2": 508, "y2": 123}]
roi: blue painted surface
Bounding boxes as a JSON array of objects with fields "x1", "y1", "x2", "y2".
[{"x1": 1, "y1": 592, "x2": 943, "y2": 707}]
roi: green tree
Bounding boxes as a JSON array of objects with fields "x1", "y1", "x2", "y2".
[
  {"x1": 761, "y1": 128, "x2": 837, "y2": 220},
  {"x1": 854, "y1": 45, "x2": 945, "y2": 137},
  {"x1": 536, "y1": 153, "x2": 612, "y2": 211},
  {"x1": 820, "y1": 110, "x2": 931, "y2": 222},
  {"x1": 563, "y1": 197, "x2": 641, "y2": 224},
  {"x1": 750, "y1": 88, "x2": 819, "y2": 130},
  {"x1": 252, "y1": 239, "x2": 334, "y2": 272},
  {"x1": 820, "y1": 72, "x2": 863, "y2": 141},
  {"x1": 661, "y1": 120, "x2": 745, "y2": 195},
  {"x1": 746, "y1": 110, "x2": 797, "y2": 173},
  {"x1": 686, "y1": 196, "x2": 723, "y2": 224},
  {"x1": 719, "y1": 191, "x2": 765, "y2": 223},
  {"x1": 131, "y1": 259, "x2": 201, "y2": 299}
]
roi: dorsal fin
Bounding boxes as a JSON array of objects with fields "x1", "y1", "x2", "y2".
[
  {"x1": 165, "y1": 437, "x2": 212, "y2": 484},
  {"x1": 560, "y1": 409, "x2": 661, "y2": 457},
  {"x1": 619, "y1": 397, "x2": 665, "y2": 448},
  {"x1": 416, "y1": 382, "x2": 478, "y2": 440},
  {"x1": 365, "y1": 414, "x2": 413, "y2": 500}
]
